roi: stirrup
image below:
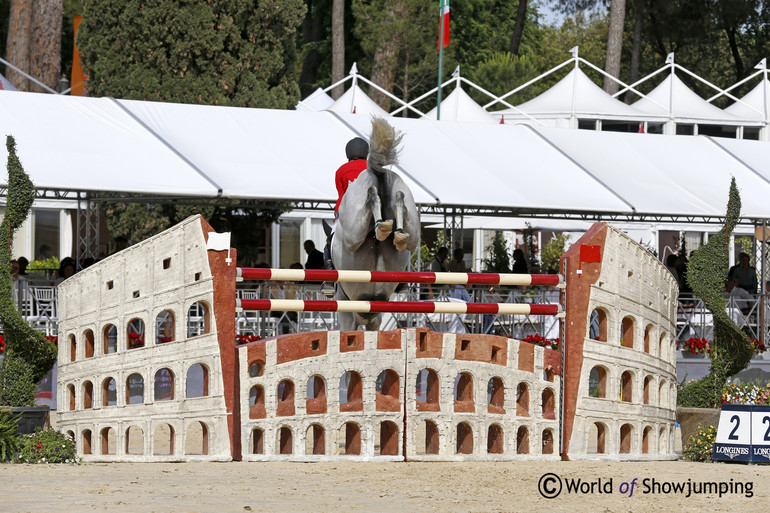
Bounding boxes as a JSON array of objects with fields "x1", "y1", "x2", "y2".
[{"x1": 321, "y1": 282, "x2": 335, "y2": 297}]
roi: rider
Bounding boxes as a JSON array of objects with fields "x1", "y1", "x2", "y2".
[{"x1": 324, "y1": 137, "x2": 369, "y2": 270}]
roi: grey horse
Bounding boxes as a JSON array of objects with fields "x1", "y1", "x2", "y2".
[{"x1": 331, "y1": 118, "x2": 420, "y2": 331}]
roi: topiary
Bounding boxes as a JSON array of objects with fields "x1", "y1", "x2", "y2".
[
  {"x1": 679, "y1": 178, "x2": 754, "y2": 407},
  {"x1": 0, "y1": 407, "x2": 20, "y2": 461},
  {"x1": 0, "y1": 136, "x2": 57, "y2": 404},
  {"x1": 0, "y1": 354, "x2": 37, "y2": 407}
]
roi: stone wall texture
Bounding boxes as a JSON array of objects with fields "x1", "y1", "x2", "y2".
[{"x1": 56, "y1": 218, "x2": 677, "y2": 462}]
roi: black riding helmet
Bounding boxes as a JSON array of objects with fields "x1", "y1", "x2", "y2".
[{"x1": 345, "y1": 137, "x2": 369, "y2": 161}]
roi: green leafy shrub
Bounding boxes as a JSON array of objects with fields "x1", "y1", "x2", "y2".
[
  {"x1": 0, "y1": 408, "x2": 20, "y2": 461},
  {"x1": 0, "y1": 354, "x2": 37, "y2": 407},
  {"x1": 682, "y1": 424, "x2": 717, "y2": 463},
  {"x1": 13, "y1": 428, "x2": 78, "y2": 464}
]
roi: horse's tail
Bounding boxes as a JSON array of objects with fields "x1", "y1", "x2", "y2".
[{"x1": 368, "y1": 117, "x2": 403, "y2": 174}]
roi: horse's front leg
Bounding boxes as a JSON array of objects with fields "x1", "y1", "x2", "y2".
[
  {"x1": 368, "y1": 186, "x2": 393, "y2": 242},
  {"x1": 392, "y1": 190, "x2": 410, "y2": 251}
]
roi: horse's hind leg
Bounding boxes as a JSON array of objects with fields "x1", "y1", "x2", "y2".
[
  {"x1": 368, "y1": 186, "x2": 393, "y2": 241},
  {"x1": 392, "y1": 190, "x2": 410, "y2": 251}
]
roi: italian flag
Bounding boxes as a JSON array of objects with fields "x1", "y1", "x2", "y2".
[{"x1": 438, "y1": 0, "x2": 450, "y2": 49}]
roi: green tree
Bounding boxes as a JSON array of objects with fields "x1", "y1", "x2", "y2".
[
  {"x1": 482, "y1": 231, "x2": 511, "y2": 273},
  {"x1": 541, "y1": 232, "x2": 570, "y2": 273},
  {"x1": 77, "y1": 0, "x2": 306, "y2": 108}
]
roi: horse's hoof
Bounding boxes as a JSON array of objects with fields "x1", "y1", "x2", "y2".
[
  {"x1": 394, "y1": 230, "x2": 409, "y2": 251},
  {"x1": 376, "y1": 220, "x2": 393, "y2": 241}
]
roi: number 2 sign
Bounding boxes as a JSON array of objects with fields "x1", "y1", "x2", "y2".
[{"x1": 714, "y1": 404, "x2": 770, "y2": 463}]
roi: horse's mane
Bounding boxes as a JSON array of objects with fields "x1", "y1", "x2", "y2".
[{"x1": 368, "y1": 117, "x2": 403, "y2": 173}]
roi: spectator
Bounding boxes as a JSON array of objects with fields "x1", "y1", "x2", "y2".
[
  {"x1": 55, "y1": 260, "x2": 77, "y2": 286},
  {"x1": 447, "y1": 248, "x2": 470, "y2": 301},
  {"x1": 665, "y1": 254, "x2": 679, "y2": 282},
  {"x1": 16, "y1": 256, "x2": 28, "y2": 276},
  {"x1": 112, "y1": 236, "x2": 129, "y2": 255},
  {"x1": 511, "y1": 248, "x2": 528, "y2": 274},
  {"x1": 725, "y1": 277, "x2": 752, "y2": 313},
  {"x1": 304, "y1": 240, "x2": 324, "y2": 270},
  {"x1": 431, "y1": 247, "x2": 449, "y2": 273},
  {"x1": 728, "y1": 252, "x2": 757, "y2": 293}
]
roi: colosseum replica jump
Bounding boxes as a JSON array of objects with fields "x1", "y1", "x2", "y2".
[{"x1": 56, "y1": 215, "x2": 678, "y2": 462}]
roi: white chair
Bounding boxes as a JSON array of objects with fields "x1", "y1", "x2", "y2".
[{"x1": 32, "y1": 286, "x2": 57, "y2": 335}]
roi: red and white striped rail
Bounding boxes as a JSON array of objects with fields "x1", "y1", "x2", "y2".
[
  {"x1": 238, "y1": 299, "x2": 561, "y2": 316},
  {"x1": 238, "y1": 268, "x2": 563, "y2": 287}
]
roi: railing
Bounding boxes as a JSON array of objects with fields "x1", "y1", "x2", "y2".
[
  {"x1": 235, "y1": 282, "x2": 561, "y2": 339},
  {"x1": 676, "y1": 292, "x2": 769, "y2": 346}
]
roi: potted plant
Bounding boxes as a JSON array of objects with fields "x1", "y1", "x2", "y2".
[
  {"x1": 0, "y1": 136, "x2": 57, "y2": 432},
  {"x1": 676, "y1": 178, "x2": 755, "y2": 446}
]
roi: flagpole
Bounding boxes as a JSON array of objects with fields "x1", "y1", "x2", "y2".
[{"x1": 437, "y1": 0, "x2": 445, "y2": 120}]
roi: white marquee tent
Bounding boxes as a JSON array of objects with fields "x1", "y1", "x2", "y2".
[{"x1": 2, "y1": 88, "x2": 770, "y2": 225}]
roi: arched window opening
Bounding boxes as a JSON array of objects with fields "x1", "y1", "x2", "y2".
[
  {"x1": 252, "y1": 428, "x2": 264, "y2": 455},
  {"x1": 186, "y1": 363, "x2": 209, "y2": 398},
  {"x1": 339, "y1": 371, "x2": 363, "y2": 412},
  {"x1": 487, "y1": 424, "x2": 504, "y2": 454},
  {"x1": 306, "y1": 375, "x2": 327, "y2": 415},
  {"x1": 621, "y1": 317, "x2": 634, "y2": 348},
  {"x1": 102, "y1": 378, "x2": 117, "y2": 407},
  {"x1": 516, "y1": 426, "x2": 529, "y2": 454},
  {"x1": 642, "y1": 426, "x2": 653, "y2": 454},
  {"x1": 84, "y1": 329, "x2": 95, "y2": 358},
  {"x1": 516, "y1": 382, "x2": 529, "y2": 416},
  {"x1": 454, "y1": 372, "x2": 474, "y2": 413},
  {"x1": 658, "y1": 427, "x2": 669, "y2": 454},
  {"x1": 83, "y1": 381, "x2": 93, "y2": 409},
  {"x1": 542, "y1": 429, "x2": 554, "y2": 455},
  {"x1": 82, "y1": 430, "x2": 92, "y2": 455},
  {"x1": 278, "y1": 427, "x2": 293, "y2": 455},
  {"x1": 154, "y1": 368, "x2": 174, "y2": 401},
  {"x1": 343, "y1": 422, "x2": 361, "y2": 455},
  {"x1": 103, "y1": 324, "x2": 117, "y2": 354},
  {"x1": 487, "y1": 377, "x2": 505, "y2": 414},
  {"x1": 588, "y1": 308, "x2": 607, "y2": 341},
  {"x1": 424, "y1": 420, "x2": 439, "y2": 455},
  {"x1": 659, "y1": 380, "x2": 668, "y2": 407},
  {"x1": 187, "y1": 301, "x2": 210, "y2": 338},
  {"x1": 153, "y1": 424, "x2": 174, "y2": 455},
  {"x1": 620, "y1": 424, "x2": 633, "y2": 454},
  {"x1": 184, "y1": 421, "x2": 209, "y2": 455},
  {"x1": 248, "y1": 360, "x2": 264, "y2": 378},
  {"x1": 305, "y1": 424, "x2": 324, "y2": 455},
  {"x1": 456, "y1": 422, "x2": 473, "y2": 455},
  {"x1": 588, "y1": 422, "x2": 606, "y2": 454},
  {"x1": 620, "y1": 371, "x2": 633, "y2": 403},
  {"x1": 541, "y1": 388, "x2": 556, "y2": 419},
  {"x1": 100, "y1": 427, "x2": 116, "y2": 455},
  {"x1": 379, "y1": 421, "x2": 399, "y2": 456},
  {"x1": 67, "y1": 384, "x2": 75, "y2": 411},
  {"x1": 588, "y1": 366, "x2": 607, "y2": 398},
  {"x1": 125, "y1": 426, "x2": 144, "y2": 455},
  {"x1": 249, "y1": 385, "x2": 266, "y2": 419},
  {"x1": 276, "y1": 380, "x2": 295, "y2": 417},
  {"x1": 156, "y1": 310, "x2": 175, "y2": 343},
  {"x1": 644, "y1": 325, "x2": 652, "y2": 353},
  {"x1": 126, "y1": 373, "x2": 144, "y2": 405},
  {"x1": 69, "y1": 334, "x2": 76, "y2": 362},
  {"x1": 127, "y1": 318, "x2": 145, "y2": 349},
  {"x1": 415, "y1": 368, "x2": 439, "y2": 412},
  {"x1": 376, "y1": 369, "x2": 400, "y2": 412},
  {"x1": 643, "y1": 376, "x2": 652, "y2": 405},
  {"x1": 543, "y1": 366, "x2": 555, "y2": 382}
]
